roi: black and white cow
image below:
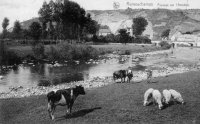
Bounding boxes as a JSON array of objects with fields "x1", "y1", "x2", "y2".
[
  {"x1": 126, "y1": 69, "x2": 133, "y2": 83},
  {"x1": 47, "y1": 85, "x2": 86, "y2": 120}
]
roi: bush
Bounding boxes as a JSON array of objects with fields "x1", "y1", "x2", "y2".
[
  {"x1": 159, "y1": 41, "x2": 171, "y2": 49},
  {"x1": 0, "y1": 43, "x2": 21, "y2": 65},
  {"x1": 32, "y1": 43, "x2": 45, "y2": 60},
  {"x1": 46, "y1": 46, "x2": 61, "y2": 62},
  {"x1": 38, "y1": 79, "x2": 51, "y2": 87},
  {"x1": 46, "y1": 43, "x2": 100, "y2": 61},
  {"x1": 134, "y1": 36, "x2": 151, "y2": 44}
]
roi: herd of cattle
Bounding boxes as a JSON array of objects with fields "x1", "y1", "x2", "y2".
[
  {"x1": 47, "y1": 69, "x2": 184, "y2": 120},
  {"x1": 113, "y1": 69, "x2": 133, "y2": 83}
]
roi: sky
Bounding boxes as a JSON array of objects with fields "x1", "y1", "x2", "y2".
[{"x1": 0, "y1": 0, "x2": 199, "y2": 32}]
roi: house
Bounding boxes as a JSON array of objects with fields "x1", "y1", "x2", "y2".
[
  {"x1": 98, "y1": 28, "x2": 111, "y2": 36},
  {"x1": 170, "y1": 30, "x2": 200, "y2": 46},
  {"x1": 115, "y1": 19, "x2": 153, "y2": 39}
]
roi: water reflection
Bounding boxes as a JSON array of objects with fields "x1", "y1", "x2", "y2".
[{"x1": 0, "y1": 54, "x2": 148, "y2": 92}]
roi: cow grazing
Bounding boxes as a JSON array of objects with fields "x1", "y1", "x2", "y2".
[
  {"x1": 162, "y1": 89, "x2": 172, "y2": 105},
  {"x1": 47, "y1": 85, "x2": 86, "y2": 120},
  {"x1": 143, "y1": 88, "x2": 154, "y2": 106},
  {"x1": 113, "y1": 70, "x2": 127, "y2": 83},
  {"x1": 169, "y1": 89, "x2": 184, "y2": 104},
  {"x1": 152, "y1": 89, "x2": 163, "y2": 109},
  {"x1": 126, "y1": 69, "x2": 133, "y2": 83}
]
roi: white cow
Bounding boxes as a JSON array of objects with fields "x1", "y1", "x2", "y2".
[
  {"x1": 162, "y1": 89, "x2": 172, "y2": 105},
  {"x1": 143, "y1": 88, "x2": 154, "y2": 106},
  {"x1": 152, "y1": 89, "x2": 163, "y2": 109},
  {"x1": 169, "y1": 89, "x2": 184, "y2": 104}
]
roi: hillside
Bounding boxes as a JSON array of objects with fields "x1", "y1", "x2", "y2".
[
  {"x1": 88, "y1": 9, "x2": 200, "y2": 40},
  {"x1": 11, "y1": 9, "x2": 200, "y2": 40},
  {"x1": 8, "y1": 18, "x2": 40, "y2": 32}
]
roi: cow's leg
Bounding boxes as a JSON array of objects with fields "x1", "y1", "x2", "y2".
[
  {"x1": 66, "y1": 105, "x2": 69, "y2": 114},
  {"x1": 69, "y1": 101, "x2": 74, "y2": 114},
  {"x1": 49, "y1": 105, "x2": 56, "y2": 120}
]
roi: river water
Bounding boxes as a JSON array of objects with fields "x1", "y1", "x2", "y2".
[{"x1": 0, "y1": 47, "x2": 199, "y2": 92}]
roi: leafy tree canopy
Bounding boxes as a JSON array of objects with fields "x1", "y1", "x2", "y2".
[
  {"x1": 132, "y1": 17, "x2": 148, "y2": 36},
  {"x1": 29, "y1": 22, "x2": 42, "y2": 42},
  {"x1": 161, "y1": 29, "x2": 170, "y2": 38}
]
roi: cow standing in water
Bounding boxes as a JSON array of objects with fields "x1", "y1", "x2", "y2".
[{"x1": 47, "y1": 85, "x2": 86, "y2": 120}]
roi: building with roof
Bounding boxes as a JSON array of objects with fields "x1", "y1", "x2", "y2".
[{"x1": 98, "y1": 28, "x2": 112, "y2": 36}]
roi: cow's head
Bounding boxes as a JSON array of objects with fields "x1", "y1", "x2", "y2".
[{"x1": 75, "y1": 85, "x2": 86, "y2": 95}]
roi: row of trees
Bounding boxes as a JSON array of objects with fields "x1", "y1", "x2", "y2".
[
  {"x1": 0, "y1": 0, "x2": 99, "y2": 42},
  {"x1": 38, "y1": 0, "x2": 99, "y2": 40}
]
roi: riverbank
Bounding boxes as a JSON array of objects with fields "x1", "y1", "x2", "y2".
[{"x1": 1, "y1": 48, "x2": 199, "y2": 99}]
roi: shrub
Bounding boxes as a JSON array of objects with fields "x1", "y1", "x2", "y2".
[
  {"x1": 124, "y1": 50, "x2": 131, "y2": 55},
  {"x1": 120, "y1": 50, "x2": 131, "y2": 55},
  {"x1": 159, "y1": 41, "x2": 171, "y2": 49},
  {"x1": 51, "y1": 78, "x2": 61, "y2": 85},
  {"x1": 46, "y1": 46, "x2": 61, "y2": 62},
  {"x1": 134, "y1": 36, "x2": 151, "y2": 44},
  {"x1": 32, "y1": 43, "x2": 45, "y2": 60},
  {"x1": 46, "y1": 43, "x2": 100, "y2": 61},
  {"x1": 38, "y1": 79, "x2": 51, "y2": 87},
  {"x1": 0, "y1": 43, "x2": 21, "y2": 65}
]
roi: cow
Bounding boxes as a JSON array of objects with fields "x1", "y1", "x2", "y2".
[
  {"x1": 126, "y1": 69, "x2": 133, "y2": 83},
  {"x1": 47, "y1": 85, "x2": 86, "y2": 120},
  {"x1": 113, "y1": 70, "x2": 127, "y2": 83}
]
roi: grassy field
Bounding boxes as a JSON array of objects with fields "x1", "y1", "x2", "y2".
[
  {"x1": 8, "y1": 44, "x2": 162, "y2": 58},
  {"x1": 1, "y1": 71, "x2": 200, "y2": 124},
  {"x1": 91, "y1": 44, "x2": 163, "y2": 54}
]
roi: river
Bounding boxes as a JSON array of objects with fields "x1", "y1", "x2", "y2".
[{"x1": 0, "y1": 47, "x2": 199, "y2": 92}]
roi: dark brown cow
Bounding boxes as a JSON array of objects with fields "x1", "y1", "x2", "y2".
[
  {"x1": 113, "y1": 69, "x2": 133, "y2": 83},
  {"x1": 113, "y1": 70, "x2": 127, "y2": 83},
  {"x1": 47, "y1": 85, "x2": 85, "y2": 120}
]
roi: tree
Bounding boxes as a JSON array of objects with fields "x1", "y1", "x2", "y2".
[
  {"x1": 2, "y1": 17, "x2": 9, "y2": 39},
  {"x1": 1, "y1": 17, "x2": 9, "y2": 70},
  {"x1": 29, "y1": 22, "x2": 42, "y2": 44},
  {"x1": 161, "y1": 29, "x2": 170, "y2": 39},
  {"x1": 132, "y1": 17, "x2": 148, "y2": 36},
  {"x1": 118, "y1": 29, "x2": 130, "y2": 44},
  {"x1": 12, "y1": 20, "x2": 22, "y2": 39},
  {"x1": 84, "y1": 14, "x2": 99, "y2": 35},
  {"x1": 38, "y1": 0, "x2": 99, "y2": 40}
]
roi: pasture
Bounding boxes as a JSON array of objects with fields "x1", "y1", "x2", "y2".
[{"x1": 1, "y1": 71, "x2": 200, "y2": 124}]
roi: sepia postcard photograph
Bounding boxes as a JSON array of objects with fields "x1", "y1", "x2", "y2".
[{"x1": 0, "y1": 0, "x2": 200, "y2": 123}]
